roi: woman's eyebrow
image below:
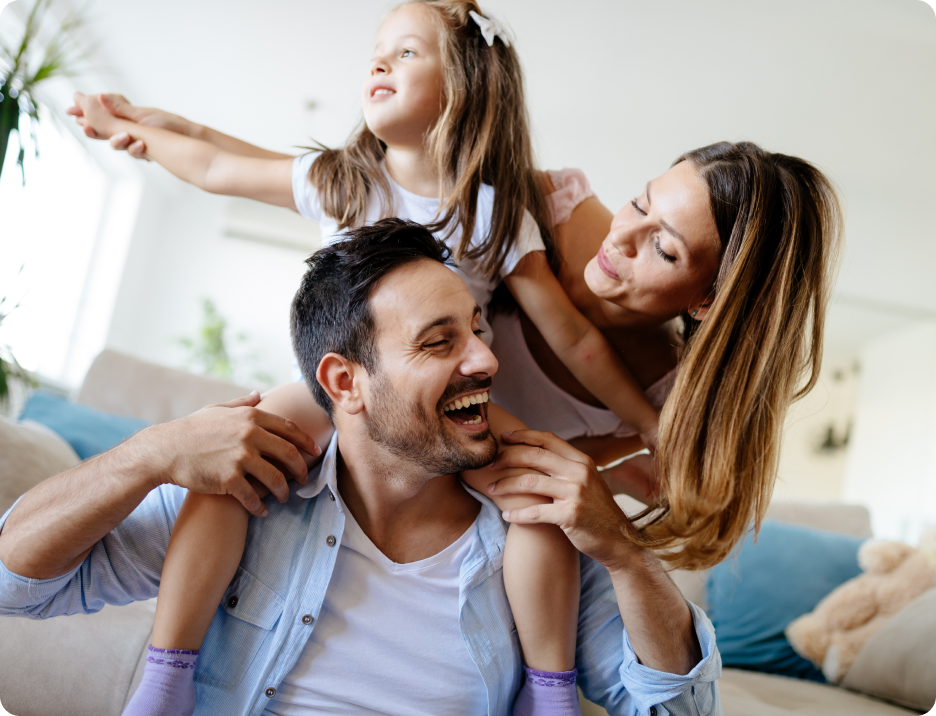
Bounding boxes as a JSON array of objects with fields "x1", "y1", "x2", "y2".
[{"x1": 646, "y1": 180, "x2": 687, "y2": 248}]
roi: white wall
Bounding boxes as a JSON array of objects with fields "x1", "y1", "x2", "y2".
[{"x1": 843, "y1": 323, "x2": 936, "y2": 542}]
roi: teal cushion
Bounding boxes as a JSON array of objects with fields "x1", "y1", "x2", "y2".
[
  {"x1": 706, "y1": 519, "x2": 866, "y2": 682},
  {"x1": 19, "y1": 391, "x2": 150, "y2": 460}
]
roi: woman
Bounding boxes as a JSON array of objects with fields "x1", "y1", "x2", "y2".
[
  {"x1": 74, "y1": 97, "x2": 841, "y2": 572},
  {"x1": 493, "y1": 143, "x2": 842, "y2": 571}
]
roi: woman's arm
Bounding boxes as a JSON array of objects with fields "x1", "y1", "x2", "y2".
[
  {"x1": 504, "y1": 251, "x2": 660, "y2": 449},
  {"x1": 72, "y1": 92, "x2": 296, "y2": 209},
  {"x1": 68, "y1": 93, "x2": 292, "y2": 160}
]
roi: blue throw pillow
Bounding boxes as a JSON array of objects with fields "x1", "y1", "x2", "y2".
[
  {"x1": 706, "y1": 519, "x2": 866, "y2": 682},
  {"x1": 19, "y1": 390, "x2": 150, "y2": 460}
]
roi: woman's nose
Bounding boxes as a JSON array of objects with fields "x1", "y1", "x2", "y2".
[{"x1": 612, "y1": 229, "x2": 639, "y2": 259}]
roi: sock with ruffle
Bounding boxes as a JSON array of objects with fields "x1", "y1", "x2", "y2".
[{"x1": 122, "y1": 645, "x2": 198, "y2": 716}]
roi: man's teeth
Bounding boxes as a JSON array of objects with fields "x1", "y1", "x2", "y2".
[{"x1": 443, "y1": 391, "x2": 490, "y2": 413}]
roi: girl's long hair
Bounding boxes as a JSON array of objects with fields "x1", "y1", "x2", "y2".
[
  {"x1": 633, "y1": 141, "x2": 843, "y2": 570},
  {"x1": 308, "y1": 0, "x2": 554, "y2": 279}
]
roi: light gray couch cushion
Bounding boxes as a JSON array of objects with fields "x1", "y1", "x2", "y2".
[
  {"x1": 842, "y1": 586, "x2": 936, "y2": 712},
  {"x1": 75, "y1": 349, "x2": 252, "y2": 424},
  {"x1": 0, "y1": 600, "x2": 156, "y2": 716}
]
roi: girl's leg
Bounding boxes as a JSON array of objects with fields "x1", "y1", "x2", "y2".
[
  {"x1": 463, "y1": 460, "x2": 582, "y2": 715},
  {"x1": 123, "y1": 492, "x2": 249, "y2": 716}
]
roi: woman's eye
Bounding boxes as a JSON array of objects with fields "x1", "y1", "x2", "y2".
[
  {"x1": 631, "y1": 199, "x2": 647, "y2": 216},
  {"x1": 654, "y1": 239, "x2": 677, "y2": 264},
  {"x1": 473, "y1": 329, "x2": 485, "y2": 338}
]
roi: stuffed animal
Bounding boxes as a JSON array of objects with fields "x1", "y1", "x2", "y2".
[{"x1": 786, "y1": 536, "x2": 936, "y2": 683}]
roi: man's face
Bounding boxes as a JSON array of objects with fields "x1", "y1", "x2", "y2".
[{"x1": 363, "y1": 259, "x2": 498, "y2": 475}]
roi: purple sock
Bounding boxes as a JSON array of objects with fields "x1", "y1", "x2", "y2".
[
  {"x1": 122, "y1": 646, "x2": 198, "y2": 716},
  {"x1": 513, "y1": 666, "x2": 582, "y2": 716}
]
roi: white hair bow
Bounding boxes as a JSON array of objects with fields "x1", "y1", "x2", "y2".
[{"x1": 469, "y1": 10, "x2": 511, "y2": 48}]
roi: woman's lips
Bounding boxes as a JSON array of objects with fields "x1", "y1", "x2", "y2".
[{"x1": 596, "y1": 247, "x2": 620, "y2": 280}]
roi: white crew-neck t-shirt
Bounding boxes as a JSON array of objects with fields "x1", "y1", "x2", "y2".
[
  {"x1": 292, "y1": 152, "x2": 545, "y2": 344},
  {"x1": 262, "y1": 490, "x2": 487, "y2": 716}
]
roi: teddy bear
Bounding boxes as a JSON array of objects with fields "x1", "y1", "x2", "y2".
[{"x1": 785, "y1": 535, "x2": 936, "y2": 683}]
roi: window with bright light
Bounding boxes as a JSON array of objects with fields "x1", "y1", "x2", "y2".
[{"x1": 0, "y1": 110, "x2": 108, "y2": 384}]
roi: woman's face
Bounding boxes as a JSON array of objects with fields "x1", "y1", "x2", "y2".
[{"x1": 584, "y1": 160, "x2": 722, "y2": 321}]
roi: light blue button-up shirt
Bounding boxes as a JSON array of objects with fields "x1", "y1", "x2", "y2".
[{"x1": 0, "y1": 434, "x2": 722, "y2": 716}]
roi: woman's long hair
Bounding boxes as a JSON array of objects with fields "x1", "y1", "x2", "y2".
[
  {"x1": 633, "y1": 141, "x2": 843, "y2": 570},
  {"x1": 307, "y1": 0, "x2": 554, "y2": 280}
]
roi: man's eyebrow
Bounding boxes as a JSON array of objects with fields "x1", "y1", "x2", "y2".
[
  {"x1": 414, "y1": 305, "x2": 482, "y2": 340},
  {"x1": 646, "y1": 180, "x2": 687, "y2": 248}
]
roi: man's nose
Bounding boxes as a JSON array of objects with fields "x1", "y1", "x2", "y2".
[{"x1": 462, "y1": 333, "x2": 498, "y2": 379}]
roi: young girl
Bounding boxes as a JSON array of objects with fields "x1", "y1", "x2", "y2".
[{"x1": 73, "y1": 2, "x2": 661, "y2": 714}]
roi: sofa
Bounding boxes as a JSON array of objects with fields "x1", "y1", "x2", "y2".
[{"x1": 0, "y1": 350, "x2": 932, "y2": 716}]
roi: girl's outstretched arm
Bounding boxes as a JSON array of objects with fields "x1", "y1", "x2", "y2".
[
  {"x1": 461, "y1": 404, "x2": 580, "y2": 677},
  {"x1": 72, "y1": 92, "x2": 295, "y2": 209},
  {"x1": 504, "y1": 252, "x2": 661, "y2": 451},
  {"x1": 68, "y1": 93, "x2": 293, "y2": 161}
]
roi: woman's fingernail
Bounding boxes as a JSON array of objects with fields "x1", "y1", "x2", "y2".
[
  {"x1": 502, "y1": 510, "x2": 510, "y2": 520},
  {"x1": 250, "y1": 389, "x2": 260, "y2": 397},
  {"x1": 487, "y1": 483, "x2": 496, "y2": 493}
]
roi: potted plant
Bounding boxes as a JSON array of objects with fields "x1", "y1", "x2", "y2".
[{"x1": 1, "y1": 0, "x2": 90, "y2": 184}]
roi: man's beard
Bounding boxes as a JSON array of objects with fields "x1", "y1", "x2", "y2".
[{"x1": 366, "y1": 371, "x2": 497, "y2": 475}]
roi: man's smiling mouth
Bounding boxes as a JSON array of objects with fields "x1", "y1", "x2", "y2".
[{"x1": 442, "y1": 391, "x2": 489, "y2": 426}]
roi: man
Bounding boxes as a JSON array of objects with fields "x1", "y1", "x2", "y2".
[{"x1": 0, "y1": 220, "x2": 721, "y2": 716}]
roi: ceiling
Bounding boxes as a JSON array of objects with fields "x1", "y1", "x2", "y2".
[{"x1": 3, "y1": 0, "x2": 935, "y2": 360}]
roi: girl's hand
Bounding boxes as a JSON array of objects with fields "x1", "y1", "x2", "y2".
[
  {"x1": 70, "y1": 92, "x2": 131, "y2": 141},
  {"x1": 67, "y1": 93, "x2": 189, "y2": 159},
  {"x1": 488, "y1": 429, "x2": 640, "y2": 572}
]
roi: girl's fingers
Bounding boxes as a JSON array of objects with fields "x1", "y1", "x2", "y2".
[
  {"x1": 500, "y1": 429, "x2": 592, "y2": 465},
  {"x1": 109, "y1": 132, "x2": 133, "y2": 150},
  {"x1": 128, "y1": 140, "x2": 149, "y2": 160},
  {"x1": 65, "y1": 105, "x2": 83, "y2": 117},
  {"x1": 488, "y1": 443, "x2": 570, "y2": 477},
  {"x1": 489, "y1": 472, "x2": 573, "y2": 500}
]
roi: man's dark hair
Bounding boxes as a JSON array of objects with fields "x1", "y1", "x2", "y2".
[{"x1": 291, "y1": 218, "x2": 453, "y2": 417}]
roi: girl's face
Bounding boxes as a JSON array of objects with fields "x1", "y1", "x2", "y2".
[
  {"x1": 363, "y1": 4, "x2": 445, "y2": 148},
  {"x1": 584, "y1": 161, "x2": 722, "y2": 322}
]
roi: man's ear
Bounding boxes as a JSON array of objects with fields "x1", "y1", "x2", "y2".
[{"x1": 317, "y1": 353, "x2": 365, "y2": 415}]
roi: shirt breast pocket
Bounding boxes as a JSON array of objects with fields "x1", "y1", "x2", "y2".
[{"x1": 194, "y1": 566, "x2": 285, "y2": 692}]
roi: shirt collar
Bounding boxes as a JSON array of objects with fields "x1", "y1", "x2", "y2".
[{"x1": 295, "y1": 431, "x2": 341, "y2": 509}]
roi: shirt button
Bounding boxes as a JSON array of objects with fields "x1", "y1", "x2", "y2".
[
  {"x1": 326, "y1": 535, "x2": 336, "y2": 547},
  {"x1": 649, "y1": 707, "x2": 658, "y2": 716},
  {"x1": 328, "y1": 491, "x2": 336, "y2": 501},
  {"x1": 227, "y1": 596, "x2": 239, "y2": 609},
  {"x1": 265, "y1": 687, "x2": 276, "y2": 698},
  {"x1": 301, "y1": 614, "x2": 314, "y2": 625}
]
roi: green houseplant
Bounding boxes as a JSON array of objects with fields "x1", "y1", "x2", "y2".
[{"x1": 0, "y1": 0, "x2": 90, "y2": 184}]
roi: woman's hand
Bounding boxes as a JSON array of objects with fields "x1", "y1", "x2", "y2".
[
  {"x1": 488, "y1": 429, "x2": 639, "y2": 571},
  {"x1": 67, "y1": 93, "x2": 189, "y2": 159}
]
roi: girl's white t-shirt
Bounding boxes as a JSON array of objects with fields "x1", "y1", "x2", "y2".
[
  {"x1": 292, "y1": 152, "x2": 545, "y2": 343},
  {"x1": 262, "y1": 490, "x2": 487, "y2": 716}
]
